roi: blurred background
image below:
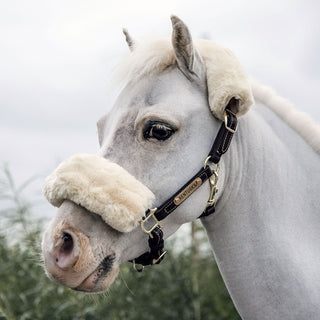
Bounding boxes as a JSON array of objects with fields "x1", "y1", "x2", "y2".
[
  {"x1": 0, "y1": 0, "x2": 319, "y2": 318},
  {"x1": 1, "y1": 0, "x2": 320, "y2": 217}
]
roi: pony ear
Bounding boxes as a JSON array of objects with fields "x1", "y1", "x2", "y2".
[
  {"x1": 170, "y1": 15, "x2": 205, "y2": 82},
  {"x1": 122, "y1": 28, "x2": 135, "y2": 51},
  {"x1": 196, "y1": 39, "x2": 254, "y2": 120},
  {"x1": 170, "y1": 16, "x2": 253, "y2": 119}
]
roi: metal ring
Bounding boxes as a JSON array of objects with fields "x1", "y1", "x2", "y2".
[
  {"x1": 152, "y1": 251, "x2": 167, "y2": 265},
  {"x1": 140, "y1": 208, "x2": 160, "y2": 238},
  {"x1": 203, "y1": 156, "x2": 212, "y2": 169},
  {"x1": 132, "y1": 260, "x2": 144, "y2": 272},
  {"x1": 214, "y1": 162, "x2": 220, "y2": 174},
  {"x1": 224, "y1": 110, "x2": 237, "y2": 133}
]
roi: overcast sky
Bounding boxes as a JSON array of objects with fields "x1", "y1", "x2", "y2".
[{"x1": 0, "y1": 0, "x2": 319, "y2": 217}]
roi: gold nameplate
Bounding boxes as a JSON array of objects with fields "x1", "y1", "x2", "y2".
[{"x1": 174, "y1": 177, "x2": 202, "y2": 205}]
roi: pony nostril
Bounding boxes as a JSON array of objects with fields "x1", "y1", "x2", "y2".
[
  {"x1": 60, "y1": 232, "x2": 73, "y2": 255},
  {"x1": 54, "y1": 231, "x2": 78, "y2": 269}
]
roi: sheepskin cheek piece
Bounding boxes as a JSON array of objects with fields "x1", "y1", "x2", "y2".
[{"x1": 43, "y1": 154, "x2": 155, "y2": 233}]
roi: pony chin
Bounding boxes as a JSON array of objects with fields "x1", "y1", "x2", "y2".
[{"x1": 75, "y1": 264, "x2": 120, "y2": 293}]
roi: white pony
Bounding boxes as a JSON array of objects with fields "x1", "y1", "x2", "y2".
[{"x1": 42, "y1": 16, "x2": 320, "y2": 319}]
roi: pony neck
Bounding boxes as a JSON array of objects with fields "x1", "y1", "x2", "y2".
[{"x1": 201, "y1": 101, "x2": 320, "y2": 320}]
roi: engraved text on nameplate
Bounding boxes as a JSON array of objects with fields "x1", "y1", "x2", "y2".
[{"x1": 173, "y1": 177, "x2": 202, "y2": 205}]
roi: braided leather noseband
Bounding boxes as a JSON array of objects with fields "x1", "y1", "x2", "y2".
[{"x1": 130, "y1": 107, "x2": 238, "y2": 271}]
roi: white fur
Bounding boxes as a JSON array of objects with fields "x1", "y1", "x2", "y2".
[
  {"x1": 117, "y1": 37, "x2": 319, "y2": 154},
  {"x1": 117, "y1": 37, "x2": 254, "y2": 120},
  {"x1": 43, "y1": 154, "x2": 155, "y2": 232},
  {"x1": 252, "y1": 81, "x2": 320, "y2": 155}
]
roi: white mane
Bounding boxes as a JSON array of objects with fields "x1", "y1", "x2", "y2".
[
  {"x1": 251, "y1": 81, "x2": 320, "y2": 155},
  {"x1": 116, "y1": 37, "x2": 176, "y2": 83},
  {"x1": 117, "y1": 37, "x2": 320, "y2": 155}
]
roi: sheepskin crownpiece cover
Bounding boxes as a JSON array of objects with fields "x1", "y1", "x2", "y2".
[
  {"x1": 196, "y1": 39, "x2": 254, "y2": 120},
  {"x1": 118, "y1": 37, "x2": 254, "y2": 121},
  {"x1": 43, "y1": 153, "x2": 155, "y2": 233}
]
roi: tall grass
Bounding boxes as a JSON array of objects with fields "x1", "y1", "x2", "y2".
[{"x1": 0, "y1": 166, "x2": 239, "y2": 320}]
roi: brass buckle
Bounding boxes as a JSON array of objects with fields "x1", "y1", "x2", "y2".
[
  {"x1": 224, "y1": 110, "x2": 237, "y2": 134},
  {"x1": 141, "y1": 208, "x2": 161, "y2": 239}
]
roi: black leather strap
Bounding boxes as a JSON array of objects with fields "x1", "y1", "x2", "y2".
[
  {"x1": 130, "y1": 226, "x2": 165, "y2": 267},
  {"x1": 208, "y1": 109, "x2": 237, "y2": 164},
  {"x1": 153, "y1": 165, "x2": 213, "y2": 221},
  {"x1": 131, "y1": 166, "x2": 212, "y2": 267},
  {"x1": 131, "y1": 108, "x2": 238, "y2": 267},
  {"x1": 199, "y1": 203, "x2": 215, "y2": 218}
]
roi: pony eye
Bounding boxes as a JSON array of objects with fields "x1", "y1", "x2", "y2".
[{"x1": 143, "y1": 122, "x2": 175, "y2": 141}]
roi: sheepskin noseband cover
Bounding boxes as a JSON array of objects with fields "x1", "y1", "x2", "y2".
[{"x1": 43, "y1": 154, "x2": 155, "y2": 233}]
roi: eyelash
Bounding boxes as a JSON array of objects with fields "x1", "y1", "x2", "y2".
[{"x1": 143, "y1": 121, "x2": 176, "y2": 141}]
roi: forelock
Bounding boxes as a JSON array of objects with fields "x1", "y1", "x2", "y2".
[{"x1": 115, "y1": 37, "x2": 176, "y2": 85}]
